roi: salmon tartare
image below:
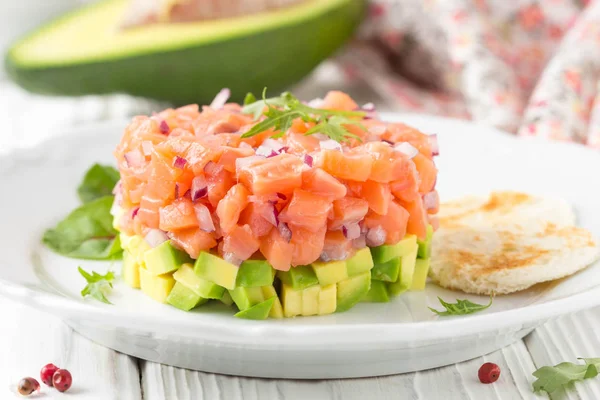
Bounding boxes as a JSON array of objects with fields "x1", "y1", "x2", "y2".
[{"x1": 113, "y1": 89, "x2": 439, "y2": 319}]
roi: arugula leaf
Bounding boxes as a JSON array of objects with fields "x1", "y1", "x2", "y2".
[
  {"x1": 78, "y1": 266, "x2": 115, "y2": 304},
  {"x1": 240, "y1": 89, "x2": 366, "y2": 142},
  {"x1": 243, "y1": 92, "x2": 257, "y2": 106},
  {"x1": 533, "y1": 358, "x2": 600, "y2": 395},
  {"x1": 429, "y1": 295, "x2": 493, "y2": 316},
  {"x1": 43, "y1": 196, "x2": 122, "y2": 260},
  {"x1": 77, "y1": 163, "x2": 119, "y2": 203}
]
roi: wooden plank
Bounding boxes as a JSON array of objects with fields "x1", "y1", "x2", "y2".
[
  {"x1": 0, "y1": 298, "x2": 142, "y2": 400},
  {"x1": 525, "y1": 308, "x2": 600, "y2": 400}
]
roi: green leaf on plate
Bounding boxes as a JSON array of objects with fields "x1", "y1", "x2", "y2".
[
  {"x1": 77, "y1": 163, "x2": 119, "y2": 203},
  {"x1": 78, "y1": 266, "x2": 115, "y2": 304},
  {"x1": 533, "y1": 358, "x2": 600, "y2": 394},
  {"x1": 429, "y1": 294, "x2": 493, "y2": 316},
  {"x1": 43, "y1": 196, "x2": 122, "y2": 260}
]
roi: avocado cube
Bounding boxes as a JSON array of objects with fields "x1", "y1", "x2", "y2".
[
  {"x1": 139, "y1": 267, "x2": 175, "y2": 303},
  {"x1": 346, "y1": 248, "x2": 375, "y2": 277},
  {"x1": 194, "y1": 251, "x2": 239, "y2": 290},
  {"x1": 236, "y1": 260, "x2": 275, "y2": 288},
  {"x1": 371, "y1": 257, "x2": 401, "y2": 282},
  {"x1": 261, "y1": 285, "x2": 283, "y2": 319},
  {"x1": 228, "y1": 286, "x2": 264, "y2": 311},
  {"x1": 122, "y1": 251, "x2": 141, "y2": 289},
  {"x1": 167, "y1": 282, "x2": 208, "y2": 311},
  {"x1": 277, "y1": 265, "x2": 319, "y2": 290},
  {"x1": 318, "y1": 284, "x2": 337, "y2": 315},
  {"x1": 144, "y1": 241, "x2": 191, "y2": 276},
  {"x1": 370, "y1": 244, "x2": 400, "y2": 264},
  {"x1": 417, "y1": 225, "x2": 434, "y2": 259},
  {"x1": 301, "y1": 285, "x2": 321, "y2": 316},
  {"x1": 362, "y1": 280, "x2": 390, "y2": 303},
  {"x1": 219, "y1": 290, "x2": 234, "y2": 307},
  {"x1": 387, "y1": 244, "x2": 418, "y2": 296},
  {"x1": 411, "y1": 259, "x2": 431, "y2": 291},
  {"x1": 234, "y1": 297, "x2": 276, "y2": 320},
  {"x1": 281, "y1": 284, "x2": 302, "y2": 318},
  {"x1": 312, "y1": 260, "x2": 348, "y2": 286},
  {"x1": 121, "y1": 234, "x2": 152, "y2": 266},
  {"x1": 173, "y1": 264, "x2": 225, "y2": 299},
  {"x1": 336, "y1": 272, "x2": 371, "y2": 313}
]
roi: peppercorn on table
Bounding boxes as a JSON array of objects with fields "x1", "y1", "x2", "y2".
[{"x1": 1, "y1": 68, "x2": 599, "y2": 400}]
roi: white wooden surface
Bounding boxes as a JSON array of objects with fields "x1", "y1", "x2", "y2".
[{"x1": 1, "y1": 68, "x2": 600, "y2": 399}]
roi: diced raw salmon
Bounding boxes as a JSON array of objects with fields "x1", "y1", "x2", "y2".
[
  {"x1": 278, "y1": 189, "x2": 332, "y2": 232},
  {"x1": 390, "y1": 160, "x2": 420, "y2": 202},
  {"x1": 322, "y1": 230, "x2": 353, "y2": 261},
  {"x1": 285, "y1": 132, "x2": 320, "y2": 153},
  {"x1": 169, "y1": 228, "x2": 217, "y2": 259},
  {"x1": 412, "y1": 154, "x2": 437, "y2": 194},
  {"x1": 218, "y1": 146, "x2": 255, "y2": 173},
  {"x1": 384, "y1": 123, "x2": 432, "y2": 158},
  {"x1": 290, "y1": 225, "x2": 327, "y2": 266},
  {"x1": 301, "y1": 168, "x2": 347, "y2": 200},
  {"x1": 322, "y1": 91, "x2": 359, "y2": 111},
  {"x1": 239, "y1": 201, "x2": 275, "y2": 237},
  {"x1": 206, "y1": 164, "x2": 235, "y2": 208},
  {"x1": 364, "y1": 201, "x2": 410, "y2": 244},
  {"x1": 260, "y1": 228, "x2": 293, "y2": 271},
  {"x1": 159, "y1": 198, "x2": 199, "y2": 231},
  {"x1": 398, "y1": 197, "x2": 428, "y2": 240},
  {"x1": 238, "y1": 154, "x2": 304, "y2": 196},
  {"x1": 216, "y1": 183, "x2": 250, "y2": 233},
  {"x1": 318, "y1": 150, "x2": 373, "y2": 182},
  {"x1": 329, "y1": 197, "x2": 369, "y2": 230},
  {"x1": 223, "y1": 224, "x2": 260, "y2": 261}
]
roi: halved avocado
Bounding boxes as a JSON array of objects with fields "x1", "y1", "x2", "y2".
[{"x1": 5, "y1": 0, "x2": 366, "y2": 104}]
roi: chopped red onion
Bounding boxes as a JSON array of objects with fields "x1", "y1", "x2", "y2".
[
  {"x1": 191, "y1": 176, "x2": 208, "y2": 201},
  {"x1": 223, "y1": 252, "x2": 243, "y2": 266},
  {"x1": 423, "y1": 191, "x2": 438, "y2": 211},
  {"x1": 210, "y1": 88, "x2": 231, "y2": 109},
  {"x1": 132, "y1": 207, "x2": 140, "y2": 218},
  {"x1": 366, "y1": 226, "x2": 386, "y2": 247},
  {"x1": 362, "y1": 102, "x2": 376, "y2": 112},
  {"x1": 393, "y1": 142, "x2": 419, "y2": 159},
  {"x1": 278, "y1": 222, "x2": 292, "y2": 242},
  {"x1": 141, "y1": 141, "x2": 153, "y2": 156},
  {"x1": 173, "y1": 156, "x2": 187, "y2": 169},
  {"x1": 235, "y1": 155, "x2": 264, "y2": 174},
  {"x1": 352, "y1": 234, "x2": 367, "y2": 249},
  {"x1": 308, "y1": 98, "x2": 325, "y2": 108},
  {"x1": 159, "y1": 120, "x2": 170, "y2": 134},
  {"x1": 194, "y1": 203, "x2": 215, "y2": 232},
  {"x1": 320, "y1": 139, "x2": 343, "y2": 151},
  {"x1": 303, "y1": 154, "x2": 314, "y2": 167},
  {"x1": 256, "y1": 139, "x2": 285, "y2": 157},
  {"x1": 145, "y1": 229, "x2": 169, "y2": 248},
  {"x1": 112, "y1": 180, "x2": 122, "y2": 195},
  {"x1": 428, "y1": 134, "x2": 440, "y2": 156},
  {"x1": 124, "y1": 149, "x2": 144, "y2": 168},
  {"x1": 264, "y1": 203, "x2": 278, "y2": 226},
  {"x1": 267, "y1": 150, "x2": 279, "y2": 158},
  {"x1": 382, "y1": 139, "x2": 394, "y2": 145},
  {"x1": 368, "y1": 125, "x2": 387, "y2": 136},
  {"x1": 279, "y1": 146, "x2": 289, "y2": 153},
  {"x1": 342, "y1": 223, "x2": 361, "y2": 240},
  {"x1": 276, "y1": 192, "x2": 287, "y2": 200},
  {"x1": 204, "y1": 160, "x2": 224, "y2": 175},
  {"x1": 239, "y1": 142, "x2": 253, "y2": 149}
]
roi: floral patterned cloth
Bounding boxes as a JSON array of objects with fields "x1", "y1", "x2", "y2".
[{"x1": 342, "y1": 0, "x2": 600, "y2": 148}]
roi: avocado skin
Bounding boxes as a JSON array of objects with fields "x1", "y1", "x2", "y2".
[{"x1": 4, "y1": 0, "x2": 366, "y2": 105}]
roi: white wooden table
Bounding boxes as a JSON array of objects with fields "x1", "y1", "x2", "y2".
[{"x1": 1, "y1": 68, "x2": 599, "y2": 399}]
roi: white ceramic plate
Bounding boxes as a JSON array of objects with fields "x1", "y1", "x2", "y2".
[{"x1": 1, "y1": 115, "x2": 599, "y2": 379}]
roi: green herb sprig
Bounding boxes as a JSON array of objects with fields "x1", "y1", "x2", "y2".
[
  {"x1": 78, "y1": 266, "x2": 115, "y2": 304},
  {"x1": 241, "y1": 89, "x2": 365, "y2": 142},
  {"x1": 429, "y1": 294, "x2": 493, "y2": 316},
  {"x1": 532, "y1": 358, "x2": 600, "y2": 395}
]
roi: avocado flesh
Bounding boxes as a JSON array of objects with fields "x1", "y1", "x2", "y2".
[
  {"x1": 281, "y1": 283, "x2": 337, "y2": 317},
  {"x1": 122, "y1": 250, "x2": 141, "y2": 289},
  {"x1": 336, "y1": 272, "x2": 371, "y2": 312},
  {"x1": 301, "y1": 285, "x2": 321, "y2": 316},
  {"x1": 236, "y1": 260, "x2": 275, "y2": 288},
  {"x1": 143, "y1": 240, "x2": 191, "y2": 276},
  {"x1": 6, "y1": 0, "x2": 366, "y2": 104},
  {"x1": 362, "y1": 280, "x2": 390, "y2": 303},
  {"x1": 371, "y1": 257, "x2": 401, "y2": 283},
  {"x1": 261, "y1": 286, "x2": 284, "y2": 319},
  {"x1": 228, "y1": 286, "x2": 265, "y2": 311},
  {"x1": 387, "y1": 244, "x2": 419, "y2": 296},
  {"x1": 312, "y1": 260, "x2": 348, "y2": 286},
  {"x1": 173, "y1": 263, "x2": 225, "y2": 299},
  {"x1": 346, "y1": 247, "x2": 374, "y2": 277},
  {"x1": 167, "y1": 282, "x2": 207, "y2": 311},
  {"x1": 277, "y1": 265, "x2": 319, "y2": 290},
  {"x1": 194, "y1": 251, "x2": 238, "y2": 290},
  {"x1": 234, "y1": 297, "x2": 276, "y2": 320},
  {"x1": 411, "y1": 259, "x2": 430, "y2": 291},
  {"x1": 219, "y1": 290, "x2": 234, "y2": 307},
  {"x1": 139, "y1": 267, "x2": 175, "y2": 303},
  {"x1": 417, "y1": 225, "x2": 434, "y2": 259}
]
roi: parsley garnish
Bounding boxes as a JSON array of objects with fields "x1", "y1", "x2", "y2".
[
  {"x1": 533, "y1": 358, "x2": 600, "y2": 395},
  {"x1": 78, "y1": 266, "x2": 115, "y2": 304},
  {"x1": 241, "y1": 89, "x2": 366, "y2": 143},
  {"x1": 429, "y1": 294, "x2": 493, "y2": 316}
]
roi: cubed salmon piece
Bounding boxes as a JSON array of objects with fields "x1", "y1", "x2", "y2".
[
  {"x1": 360, "y1": 181, "x2": 391, "y2": 216},
  {"x1": 239, "y1": 202, "x2": 275, "y2": 237},
  {"x1": 260, "y1": 228, "x2": 294, "y2": 271},
  {"x1": 238, "y1": 154, "x2": 304, "y2": 196},
  {"x1": 412, "y1": 154, "x2": 437, "y2": 194},
  {"x1": 216, "y1": 183, "x2": 250, "y2": 233},
  {"x1": 223, "y1": 224, "x2": 260, "y2": 261},
  {"x1": 398, "y1": 197, "x2": 428, "y2": 240},
  {"x1": 322, "y1": 91, "x2": 359, "y2": 111},
  {"x1": 329, "y1": 197, "x2": 369, "y2": 230},
  {"x1": 290, "y1": 225, "x2": 327, "y2": 266},
  {"x1": 364, "y1": 201, "x2": 410, "y2": 245},
  {"x1": 159, "y1": 198, "x2": 199, "y2": 231},
  {"x1": 301, "y1": 168, "x2": 347, "y2": 200},
  {"x1": 318, "y1": 150, "x2": 373, "y2": 182},
  {"x1": 279, "y1": 189, "x2": 332, "y2": 232},
  {"x1": 169, "y1": 228, "x2": 217, "y2": 259}
]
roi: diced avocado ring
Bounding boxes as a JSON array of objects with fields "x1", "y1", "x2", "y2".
[
  {"x1": 236, "y1": 260, "x2": 275, "y2": 288},
  {"x1": 336, "y1": 272, "x2": 371, "y2": 313},
  {"x1": 277, "y1": 265, "x2": 319, "y2": 290},
  {"x1": 417, "y1": 225, "x2": 434, "y2": 259},
  {"x1": 362, "y1": 280, "x2": 390, "y2": 303},
  {"x1": 312, "y1": 260, "x2": 348, "y2": 286},
  {"x1": 301, "y1": 285, "x2": 321, "y2": 316},
  {"x1": 346, "y1": 247, "x2": 374, "y2": 277},
  {"x1": 143, "y1": 240, "x2": 191, "y2": 276},
  {"x1": 228, "y1": 286, "x2": 264, "y2": 311},
  {"x1": 234, "y1": 297, "x2": 276, "y2": 320},
  {"x1": 194, "y1": 251, "x2": 239, "y2": 290},
  {"x1": 139, "y1": 267, "x2": 175, "y2": 303},
  {"x1": 387, "y1": 245, "x2": 418, "y2": 296},
  {"x1": 371, "y1": 257, "x2": 401, "y2": 282},
  {"x1": 261, "y1": 286, "x2": 283, "y2": 319},
  {"x1": 167, "y1": 282, "x2": 208, "y2": 311},
  {"x1": 219, "y1": 290, "x2": 234, "y2": 307},
  {"x1": 122, "y1": 234, "x2": 152, "y2": 266},
  {"x1": 122, "y1": 250, "x2": 141, "y2": 289},
  {"x1": 281, "y1": 283, "x2": 303, "y2": 318},
  {"x1": 370, "y1": 244, "x2": 401, "y2": 264},
  {"x1": 318, "y1": 284, "x2": 337, "y2": 315},
  {"x1": 174, "y1": 264, "x2": 225, "y2": 299},
  {"x1": 411, "y1": 259, "x2": 430, "y2": 291}
]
